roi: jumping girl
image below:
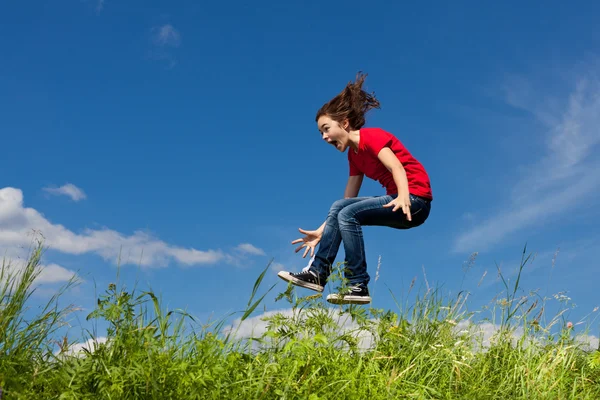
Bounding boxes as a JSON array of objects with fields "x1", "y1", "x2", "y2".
[{"x1": 278, "y1": 72, "x2": 433, "y2": 305}]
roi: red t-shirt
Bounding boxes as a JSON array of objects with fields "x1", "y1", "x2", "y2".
[{"x1": 348, "y1": 127, "x2": 433, "y2": 200}]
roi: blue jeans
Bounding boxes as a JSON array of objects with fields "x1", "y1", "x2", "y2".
[{"x1": 308, "y1": 194, "x2": 431, "y2": 286}]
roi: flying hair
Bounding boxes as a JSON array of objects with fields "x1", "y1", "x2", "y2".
[{"x1": 315, "y1": 72, "x2": 381, "y2": 130}]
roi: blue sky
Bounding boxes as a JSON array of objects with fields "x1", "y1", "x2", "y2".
[{"x1": 2, "y1": 1, "x2": 600, "y2": 343}]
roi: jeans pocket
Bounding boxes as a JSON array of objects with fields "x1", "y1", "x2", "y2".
[{"x1": 409, "y1": 195, "x2": 430, "y2": 226}]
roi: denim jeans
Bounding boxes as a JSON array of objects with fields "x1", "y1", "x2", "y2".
[{"x1": 308, "y1": 194, "x2": 431, "y2": 286}]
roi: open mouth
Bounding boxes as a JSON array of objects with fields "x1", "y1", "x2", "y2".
[{"x1": 331, "y1": 140, "x2": 340, "y2": 149}]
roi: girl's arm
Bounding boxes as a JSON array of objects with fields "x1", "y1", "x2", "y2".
[
  {"x1": 377, "y1": 148, "x2": 410, "y2": 196},
  {"x1": 344, "y1": 174, "x2": 364, "y2": 198},
  {"x1": 377, "y1": 147, "x2": 412, "y2": 219}
]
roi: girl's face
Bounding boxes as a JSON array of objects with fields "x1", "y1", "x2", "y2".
[{"x1": 317, "y1": 115, "x2": 350, "y2": 152}]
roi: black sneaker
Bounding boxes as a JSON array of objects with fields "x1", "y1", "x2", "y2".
[
  {"x1": 277, "y1": 269, "x2": 325, "y2": 292},
  {"x1": 326, "y1": 284, "x2": 371, "y2": 305}
]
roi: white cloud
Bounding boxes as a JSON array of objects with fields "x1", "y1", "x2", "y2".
[
  {"x1": 575, "y1": 333, "x2": 599, "y2": 351},
  {"x1": 456, "y1": 320, "x2": 599, "y2": 352},
  {"x1": 224, "y1": 308, "x2": 375, "y2": 350},
  {"x1": 455, "y1": 320, "x2": 525, "y2": 351},
  {"x1": 96, "y1": 0, "x2": 104, "y2": 13},
  {"x1": 236, "y1": 243, "x2": 265, "y2": 256},
  {"x1": 43, "y1": 183, "x2": 87, "y2": 202},
  {"x1": 1, "y1": 259, "x2": 79, "y2": 286},
  {"x1": 152, "y1": 24, "x2": 181, "y2": 47},
  {"x1": 36, "y1": 263, "x2": 78, "y2": 284},
  {"x1": 56, "y1": 336, "x2": 108, "y2": 358},
  {"x1": 1, "y1": 257, "x2": 79, "y2": 301},
  {"x1": 270, "y1": 261, "x2": 285, "y2": 272},
  {"x1": 0, "y1": 187, "x2": 263, "y2": 269},
  {"x1": 454, "y1": 66, "x2": 600, "y2": 253},
  {"x1": 224, "y1": 308, "x2": 598, "y2": 354},
  {"x1": 226, "y1": 309, "x2": 295, "y2": 339}
]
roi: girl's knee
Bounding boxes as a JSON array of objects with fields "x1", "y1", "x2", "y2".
[
  {"x1": 337, "y1": 208, "x2": 356, "y2": 225},
  {"x1": 330, "y1": 198, "x2": 347, "y2": 210},
  {"x1": 328, "y1": 199, "x2": 347, "y2": 217}
]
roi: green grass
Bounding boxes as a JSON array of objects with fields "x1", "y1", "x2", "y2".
[{"x1": 1, "y1": 239, "x2": 599, "y2": 399}]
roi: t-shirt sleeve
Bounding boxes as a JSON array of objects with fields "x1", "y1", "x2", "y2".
[{"x1": 365, "y1": 128, "x2": 394, "y2": 156}]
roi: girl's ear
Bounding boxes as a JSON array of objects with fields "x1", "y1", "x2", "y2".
[{"x1": 342, "y1": 119, "x2": 350, "y2": 130}]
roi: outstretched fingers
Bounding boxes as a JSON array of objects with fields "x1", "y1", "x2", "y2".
[
  {"x1": 293, "y1": 243, "x2": 312, "y2": 258},
  {"x1": 303, "y1": 246, "x2": 312, "y2": 258},
  {"x1": 291, "y1": 227, "x2": 318, "y2": 258}
]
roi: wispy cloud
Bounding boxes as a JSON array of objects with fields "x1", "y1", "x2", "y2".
[
  {"x1": 270, "y1": 262, "x2": 285, "y2": 272},
  {"x1": 0, "y1": 187, "x2": 264, "y2": 269},
  {"x1": 236, "y1": 243, "x2": 265, "y2": 256},
  {"x1": 96, "y1": 0, "x2": 104, "y2": 13},
  {"x1": 43, "y1": 183, "x2": 87, "y2": 202},
  {"x1": 149, "y1": 24, "x2": 181, "y2": 68},
  {"x1": 454, "y1": 65, "x2": 600, "y2": 253},
  {"x1": 152, "y1": 24, "x2": 181, "y2": 47}
]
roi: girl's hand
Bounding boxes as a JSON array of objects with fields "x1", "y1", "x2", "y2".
[
  {"x1": 291, "y1": 228, "x2": 322, "y2": 258},
  {"x1": 384, "y1": 195, "x2": 412, "y2": 221}
]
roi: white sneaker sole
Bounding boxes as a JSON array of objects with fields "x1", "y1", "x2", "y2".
[
  {"x1": 326, "y1": 294, "x2": 372, "y2": 305},
  {"x1": 277, "y1": 271, "x2": 324, "y2": 292}
]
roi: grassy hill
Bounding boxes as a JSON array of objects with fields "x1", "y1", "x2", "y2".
[{"x1": 1, "y1": 240, "x2": 599, "y2": 399}]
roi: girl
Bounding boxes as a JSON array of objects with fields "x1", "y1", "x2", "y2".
[{"x1": 278, "y1": 72, "x2": 433, "y2": 305}]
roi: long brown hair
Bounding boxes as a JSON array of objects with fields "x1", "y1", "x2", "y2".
[{"x1": 315, "y1": 72, "x2": 381, "y2": 130}]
